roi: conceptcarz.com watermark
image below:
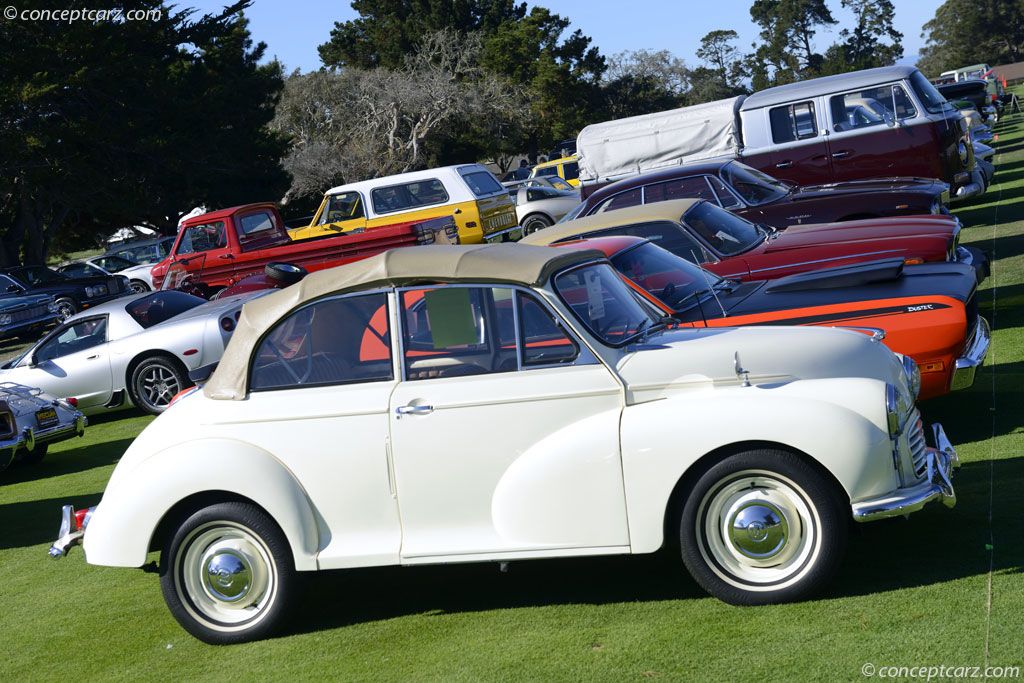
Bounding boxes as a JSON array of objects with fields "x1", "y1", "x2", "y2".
[
  {"x1": 3, "y1": 6, "x2": 162, "y2": 22},
  {"x1": 862, "y1": 663, "x2": 1020, "y2": 680}
]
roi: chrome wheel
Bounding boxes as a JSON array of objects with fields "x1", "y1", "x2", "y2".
[
  {"x1": 54, "y1": 298, "x2": 77, "y2": 322},
  {"x1": 679, "y1": 450, "x2": 845, "y2": 605},
  {"x1": 160, "y1": 503, "x2": 296, "y2": 644},
  {"x1": 130, "y1": 356, "x2": 190, "y2": 415},
  {"x1": 128, "y1": 280, "x2": 150, "y2": 294},
  {"x1": 697, "y1": 471, "x2": 816, "y2": 588},
  {"x1": 178, "y1": 522, "x2": 275, "y2": 626}
]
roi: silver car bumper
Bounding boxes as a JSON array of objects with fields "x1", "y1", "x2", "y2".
[
  {"x1": 484, "y1": 225, "x2": 524, "y2": 243},
  {"x1": 952, "y1": 170, "x2": 985, "y2": 201},
  {"x1": 48, "y1": 504, "x2": 92, "y2": 559},
  {"x1": 852, "y1": 424, "x2": 957, "y2": 522},
  {"x1": 951, "y1": 316, "x2": 991, "y2": 391},
  {"x1": 0, "y1": 414, "x2": 87, "y2": 458}
]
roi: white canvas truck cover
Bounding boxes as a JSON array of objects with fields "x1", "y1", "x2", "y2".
[{"x1": 576, "y1": 96, "x2": 745, "y2": 184}]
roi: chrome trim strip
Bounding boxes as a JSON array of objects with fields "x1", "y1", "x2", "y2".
[{"x1": 747, "y1": 249, "x2": 905, "y2": 275}]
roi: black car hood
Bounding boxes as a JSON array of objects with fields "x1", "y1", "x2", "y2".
[{"x1": 679, "y1": 258, "x2": 977, "y2": 324}]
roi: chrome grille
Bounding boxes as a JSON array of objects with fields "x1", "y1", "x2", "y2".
[
  {"x1": 10, "y1": 304, "x2": 49, "y2": 323},
  {"x1": 907, "y1": 409, "x2": 928, "y2": 480}
]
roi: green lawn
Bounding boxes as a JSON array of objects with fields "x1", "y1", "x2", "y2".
[{"x1": 4, "y1": 112, "x2": 1024, "y2": 682}]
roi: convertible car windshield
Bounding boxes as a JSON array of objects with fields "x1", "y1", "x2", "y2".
[
  {"x1": 610, "y1": 241, "x2": 724, "y2": 310},
  {"x1": 683, "y1": 201, "x2": 764, "y2": 256},
  {"x1": 553, "y1": 263, "x2": 657, "y2": 346},
  {"x1": 719, "y1": 161, "x2": 790, "y2": 206}
]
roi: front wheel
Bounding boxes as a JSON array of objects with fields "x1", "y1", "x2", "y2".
[
  {"x1": 679, "y1": 449, "x2": 846, "y2": 605},
  {"x1": 128, "y1": 356, "x2": 191, "y2": 415},
  {"x1": 53, "y1": 297, "x2": 77, "y2": 322},
  {"x1": 160, "y1": 502, "x2": 296, "y2": 644}
]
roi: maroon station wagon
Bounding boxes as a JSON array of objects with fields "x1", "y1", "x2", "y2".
[{"x1": 561, "y1": 160, "x2": 951, "y2": 228}]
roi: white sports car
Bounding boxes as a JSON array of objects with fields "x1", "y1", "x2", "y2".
[
  {"x1": 0, "y1": 290, "x2": 258, "y2": 415},
  {"x1": 57, "y1": 254, "x2": 157, "y2": 294}
]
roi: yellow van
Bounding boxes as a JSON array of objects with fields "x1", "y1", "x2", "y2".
[
  {"x1": 289, "y1": 164, "x2": 520, "y2": 244},
  {"x1": 529, "y1": 155, "x2": 581, "y2": 187}
]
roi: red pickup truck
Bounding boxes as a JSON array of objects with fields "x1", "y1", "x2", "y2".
[{"x1": 151, "y1": 202, "x2": 457, "y2": 294}]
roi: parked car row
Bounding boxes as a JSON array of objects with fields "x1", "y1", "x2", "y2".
[{"x1": 28, "y1": 62, "x2": 1008, "y2": 647}]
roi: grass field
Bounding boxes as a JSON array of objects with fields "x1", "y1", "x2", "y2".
[{"x1": 3, "y1": 113, "x2": 1024, "y2": 682}]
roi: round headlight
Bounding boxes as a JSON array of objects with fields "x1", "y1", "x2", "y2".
[
  {"x1": 901, "y1": 355, "x2": 921, "y2": 401},
  {"x1": 48, "y1": 301, "x2": 58, "y2": 313},
  {"x1": 0, "y1": 314, "x2": 10, "y2": 326},
  {"x1": 958, "y1": 141, "x2": 968, "y2": 164}
]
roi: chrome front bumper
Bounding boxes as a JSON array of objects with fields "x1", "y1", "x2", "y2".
[
  {"x1": 0, "y1": 414, "x2": 87, "y2": 459},
  {"x1": 852, "y1": 424, "x2": 958, "y2": 522},
  {"x1": 951, "y1": 316, "x2": 991, "y2": 391},
  {"x1": 952, "y1": 170, "x2": 985, "y2": 201}
]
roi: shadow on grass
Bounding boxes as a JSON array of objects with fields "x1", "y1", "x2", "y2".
[
  {"x1": 0, "y1": 492, "x2": 103, "y2": 551},
  {"x1": 0, "y1": 436, "x2": 133, "y2": 488},
  {"x1": 272, "y1": 454, "x2": 1023, "y2": 639}
]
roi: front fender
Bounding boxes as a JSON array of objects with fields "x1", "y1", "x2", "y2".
[
  {"x1": 82, "y1": 438, "x2": 319, "y2": 570},
  {"x1": 621, "y1": 377, "x2": 896, "y2": 553}
]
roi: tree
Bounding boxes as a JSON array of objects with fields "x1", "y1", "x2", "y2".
[
  {"x1": 276, "y1": 29, "x2": 530, "y2": 202},
  {"x1": 695, "y1": 30, "x2": 748, "y2": 96},
  {"x1": 917, "y1": 0, "x2": 1024, "y2": 76},
  {"x1": 0, "y1": 1, "x2": 288, "y2": 264},
  {"x1": 749, "y1": 0, "x2": 837, "y2": 84},
  {"x1": 820, "y1": 0, "x2": 902, "y2": 75},
  {"x1": 318, "y1": 0, "x2": 527, "y2": 69}
]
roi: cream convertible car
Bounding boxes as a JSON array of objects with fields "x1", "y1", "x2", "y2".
[{"x1": 49, "y1": 244, "x2": 958, "y2": 644}]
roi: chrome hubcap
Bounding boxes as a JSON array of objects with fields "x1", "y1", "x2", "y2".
[
  {"x1": 202, "y1": 549, "x2": 253, "y2": 602},
  {"x1": 180, "y1": 524, "x2": 274, "y2": 624},
  {"x1": 699, "y1": 471, "x2": 817, "y2": 587}
]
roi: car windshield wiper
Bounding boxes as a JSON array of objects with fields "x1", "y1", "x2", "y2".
[{"x1": 626, "y1": 317, "x2": 668, "y2": 345}]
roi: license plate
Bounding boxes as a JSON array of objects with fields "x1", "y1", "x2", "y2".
[{"x1": 35, "y1": 407, "x2": 58, "y2": 429}]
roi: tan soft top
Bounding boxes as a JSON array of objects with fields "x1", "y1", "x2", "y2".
[
  {"x1": 520, "y1": 198, "x2": 700, "y2": 246},
  {"x1": 204, "y1": 243, "x2": 604, "y2": 399}
]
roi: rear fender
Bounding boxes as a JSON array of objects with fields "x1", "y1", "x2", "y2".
[{"x1": 82, "y1": 438, "x2": 319, "y2": 570}]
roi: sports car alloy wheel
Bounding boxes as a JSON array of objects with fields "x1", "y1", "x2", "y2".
[
  {"x1": 54, "y1": 298, "x2": 77, "y2": 322},
  {"x1": 679, "y1": 449, "x2": 846, "y2": 605},
  {"x1": 129, "y1": 356, "x2": 190, "y2": 415},
  {"x1": 160, "y1": 503, "x2": 296, "y2": 645}
]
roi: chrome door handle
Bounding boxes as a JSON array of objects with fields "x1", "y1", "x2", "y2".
[
  {"x1": 396, "y1": 404, "x2": 433, "y2": 417},
  {"x1": 832, "y1": 151, "x2": 851, "y2": 158},
  {"x1": 218, "y1": 254, "x2": 234, "y2": 259},
  {"x1": 775, "y1": 161, "x2": 793, "y2": 168},
  {"x1": 86, "y1": 354, "x2": 100, "y2": 360}
]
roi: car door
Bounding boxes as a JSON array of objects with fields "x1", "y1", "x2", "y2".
[
  {"x1": 22, "y1": 316, "x2": 114, "y2": 409},
  {"x1": 824, "y1": 83, "x2": 929, "y2": 181},
  {"x1": 235, "y1": 290, "x2": 402, "y2": 569},
  {"x1": 172, "y1": 219, "x2": 236, "y2": 286},
  {"x1": 388, "y1": 285, "x2": 628, "y2": 562},
  {"x1": 756, "y1": 99, "x2": 833, "y2": 185}
]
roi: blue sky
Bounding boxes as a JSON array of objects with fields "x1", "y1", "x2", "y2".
[{"x1": 180, "y1": 0, "x2": 946, "y2": 74}]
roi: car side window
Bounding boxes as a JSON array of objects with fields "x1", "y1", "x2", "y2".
[
  {"x1": 769, "y1": 101, "x2": 818, "y2": 143},
  {"x1": 517, "y1": 292, "x2": 578, "y2": 366},
  {"x1": 238, "y1": 211, "x2": 275, "y2": 235},
  {"x1": 35, "y1": 317, "x2": 108, "y2": 363},
  {"x1": 643, "y1": 176, "x2": 717, "y2": 204},
  {"x1": 319, "y1": 192, "x2": 365, "y2": 225},
  {"x1": 562, "y1": 161, "x2": 580, "y2": 181},
  {"x1": 250, "y1": 292, "x2": 393, "y2": 391},
  {"x1": 177, "y1": 221, "x2": 227, "y2": 255},
  {"x1": 400, "y1": 287, "x2": 518, "y2": 380},
  {"x1": 593, "y1": 188, "x2": 642, "y2": 214},
  {"x1": 705, "y1": 176, "x2": 742, "y2": 208},
  {"x1": 579, "y1": 221, "x2": 711, "y2": 264},
  {"x1": 371, "y1": 180, "x2": 448, "y2": 214}
]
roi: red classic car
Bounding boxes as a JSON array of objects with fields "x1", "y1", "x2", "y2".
[
  {"x1": 522, "y1": 198, "x2": 988, "y2": 283},
  {"x1": 563, "y1": 235, "x2": 989, "y2": 400},
  {"x1": 560, "y1": 159, "x2": 951, "y2": 227}
]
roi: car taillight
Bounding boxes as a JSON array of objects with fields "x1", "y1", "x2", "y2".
[
  {"x1": 220, "y1": 317, "x2": 235, "y2": 332},
  {"x1": 904, "y1": 257, "x2": 925, "y2": 265},
  {"x1": 66, "y1": 397, "x2": 78, "y2": 408},
  {"x1": 75, "y1": 506, "x2": 95, "y2": 531}
]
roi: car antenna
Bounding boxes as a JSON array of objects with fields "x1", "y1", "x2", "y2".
[{"x1": 695, "y1": 246, "x2": 728, "y2": 318}]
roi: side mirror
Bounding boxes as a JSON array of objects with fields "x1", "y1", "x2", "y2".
[{"x1": 882, "y1": 111, "x2": 897, "y2": 128}]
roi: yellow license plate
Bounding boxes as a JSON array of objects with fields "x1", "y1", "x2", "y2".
[{"x1": 35, "y1": 407, "x2": 58, "y2": 428}]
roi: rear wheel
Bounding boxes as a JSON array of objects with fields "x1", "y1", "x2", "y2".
[
  {"x1": 522, "y1": 213, "x2": 553, "y2": 236},
  {"x1": 128, "y1": 279, "x2": 150, "y2": 294},
  {"x1": 679, "y1": 449, "x2": 846, "y2": 605},
  {"x1": 128, "y1": 355, "x2": 191, "y2": 415},
  {"x1": 160, "y1": 502, "x2": 296, "y2": 645}
]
